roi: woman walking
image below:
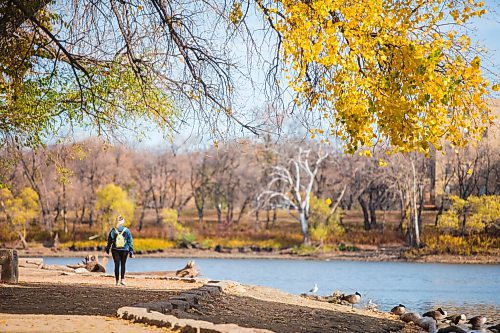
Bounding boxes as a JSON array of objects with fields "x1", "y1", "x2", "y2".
[{"x1": 105, "y1": 215, "x2": 134, "y2": 286}]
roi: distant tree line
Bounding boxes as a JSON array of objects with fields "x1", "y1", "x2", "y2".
[{"x1": 0, "y1": 135, "x2": 498, "y2": 247}]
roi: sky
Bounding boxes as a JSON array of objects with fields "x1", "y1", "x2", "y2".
[{"x1": 60, "y1": 1, "x2": 500, "y2": 150}]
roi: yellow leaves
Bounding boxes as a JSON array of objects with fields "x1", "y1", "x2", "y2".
[
  {"x1": 492, "y1": 84, "x2": 500, "y2": 92},
  {"x1": 265, "y1": 0, "x2": 492, "y2": 155},
  {"x1": 359, "y1": 150, "x2": 372, "y2": 157},
  {"x1": 378, "y1": 159, "x2": 388, "y2": 167},
  {"x1": 229, "y1": 2, "x2": 243, "y2": 25}
]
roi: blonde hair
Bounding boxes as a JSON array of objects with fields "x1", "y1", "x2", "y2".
[{"x1": 115, "y1": 215, "x2": 125, "y2": 226}]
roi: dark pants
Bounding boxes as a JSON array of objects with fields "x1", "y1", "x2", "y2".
[{"x1": 111, "y1": 250, "x2": 128, "y2": 281}]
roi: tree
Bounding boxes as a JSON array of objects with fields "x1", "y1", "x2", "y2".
[
  {"x1": 190, "y1": 153, "x2": 215, "y2": 224},
  {"x1": 262, "y1": 0, "x2": 497, "y2": 153},
  {"x1": 95, "y1": 183, "x2": 134, "y2": 235},
  {"x1": 0, "y1": 187, "x2": 40, "y2": 248},
  {"x1": 2, "y1": 0, "x2": 497, "y2": 153},
  {"x1": 261, "y1": 147, "x2": 329, "y2": 245}
]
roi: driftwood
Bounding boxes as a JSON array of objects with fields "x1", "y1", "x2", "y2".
[
  {"x1": 175, "y1": 260, "x2": 200, "y2": 278},
  {"x1": 18, "y1": 258, "x2": 44, "y2": 269},
  {"x1": 67, "y1": 254, "x2": 107, "y2": 272},
  {"x1": 129, "y1": 260, "x2": 201, "y2": 278},
  {"x1": 300, "y1": 290, "x2": 353, "y2": 306},
  {"x1": 42, "y1": 264, "x2": 75, "y2": 272}
]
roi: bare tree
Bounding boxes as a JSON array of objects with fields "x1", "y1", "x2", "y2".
[{"x1": 260, "y1": 147, "x2": 329, "y2": 245}]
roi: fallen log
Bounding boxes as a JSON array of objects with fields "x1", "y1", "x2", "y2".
[
  {"x1": 18, "y1": 258, "x2": 44, "y2": 268},
  {"x1": 176, "y1": 260, "x2": 200, "y2": 278},
  {"x1": 300, "y1": 290, "x2": 353, "y2": 306},
  {"x1": 128, "y1": 260, "x2": 201, "y2": 278},
  {"x1": 42, "y1": 264, "x2": 75, "y2": 272}
]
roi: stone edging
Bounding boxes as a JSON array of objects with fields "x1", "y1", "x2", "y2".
[{"x1": 117, "y1": 281, "x2": 273, "y2": 333}]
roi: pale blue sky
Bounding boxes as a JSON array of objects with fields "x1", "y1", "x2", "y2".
[{"x1": 62, "y1": 2, "x2": 500, "y2": 150}]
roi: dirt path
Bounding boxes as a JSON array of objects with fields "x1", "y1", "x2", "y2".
[
  {"x1": 176, "y1": 293, "x2": 404, "y2": 333},
  {"x1": 0, "y1": 282, "x2": 179, "y2": 316}
]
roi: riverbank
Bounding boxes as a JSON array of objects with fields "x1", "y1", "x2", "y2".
[
  {"x1": 0, "y1": 266, "x2": 406, "y2": 333},
  {"x1": 15, "y1": 244, "x2": 500, "y2": 264}
]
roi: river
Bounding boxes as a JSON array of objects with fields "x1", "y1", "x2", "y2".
[{"x1": 43, "y1": 257, "x2": 500, "y2": 324}]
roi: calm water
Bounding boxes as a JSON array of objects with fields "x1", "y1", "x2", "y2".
[{"x1": 44, "y1": 257, "x2": 500, "y2": 323}]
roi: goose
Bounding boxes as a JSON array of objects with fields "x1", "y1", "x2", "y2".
[
  {"x1": 444, "y1": 314, "x2": 466, "y2": 325},
  {"x1": 487, "y1": 323, "x2": 500, "y2": 332},
  {"x1": 436, "y1": 326, "x2": 467, "y2": 333},
  {"x1": 308, "y1": 283, "x2": 318, "y2": 294},
  {"x1": 468, "y1": 316, "x2": 487, "y2": 329},
  {"x1": 400, "y1": 312, "x2": 421, "y2": 323},
  {"x1": 390, "y1": 304, "x2": 406, "y2": 315},
  {"x1": 423, "y1": 308, "x2": 447, "y2": 321},
  {"x1": 341, "y1": 292, "x2": 361, "y2": 309},
  {"x1": 415, "y1": 317, "x2": 438, "y2": 333}
]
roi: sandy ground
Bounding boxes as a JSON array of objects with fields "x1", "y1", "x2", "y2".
[
  {"x1": 0, "y1": 314, "x2": 172, "y2": 333},
  {"x1": 0, "y1": 267, "x2": 409, "y2": 333}
]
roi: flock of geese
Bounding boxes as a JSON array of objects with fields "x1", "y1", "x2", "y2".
[
  {"x1": 390, "y1": 304, "x2": 498, "y2": 333},
  {"x1": 307, "y1": 285, "x2": 499, "y2": 333}
]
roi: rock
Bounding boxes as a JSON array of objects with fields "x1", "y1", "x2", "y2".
[
  {"x1": 199, "y1": 285, "x2": 222, "y2": 296},
  {"x1": 171, "y1": 293, "x2": 202, "y2": 306},
  {"x1": 117, "y1": 306, "x2": 274, "y2": 333},
  {"x1": 75, "y1": 267, "x2": 89, "y2": 273}
]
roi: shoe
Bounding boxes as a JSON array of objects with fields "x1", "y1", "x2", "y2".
[
  {"x1": 120, "y1": 280, "x2": 126, "y2": 286},
  {"x1": 116, "y1": 280, "x2": 120, "y2": 286}
]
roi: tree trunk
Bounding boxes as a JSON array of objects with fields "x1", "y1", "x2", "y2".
[
  {"x1": 138, "y1": 205, "x2": 146, "y2": 231},
  {"x1": 226, "y1": 203, "x2": 233, "y2": 224},
  {"x1": 255, "y1": 207, "x2": 260, "y2": 230},
  {"x1": 62, "y1": 183, "x2": 68, "y2": 234},
  {"x1": 197, "y1": 208, "x2": 204, "y2": 224},
  {"x1": 369, "y1": 192, "x2": 377, "y2": 227},
  {"x1": 358, "y1": 196, "x2": 370, "y2": 231},
  {"x1": 236, "y1": 197, "x2": 251, "y2": 224},
  {"x1": 411, "y1": 160, "x2": 421, "y2": 248},
  {"x1": 215, "y1": 203, "x2": 222, "y2": 223},
  {"x1": 299, "y1": 209, "x2": 310, "y2": 245},
  {"x1": 272, "y1": 205, "x2": 277, "y2": 226},
  {"x1": 16, "y1": 231, "x2": 28, "y2": 249},
  {"x1": 369, "y1": 206, "x2": 377, "y2": 227},
  {"x1": 194, "y1": 192, "x2": 204, "y2": 223},
  {"x1": 265, "y1": 206, "x2": 271, "y2": 229}
]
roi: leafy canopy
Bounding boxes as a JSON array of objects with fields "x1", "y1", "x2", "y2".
[
  {"x1": 264, "y1": 0, "x2": 498, "y2": 153},
  {"x1": 0, "y1": 7, "x2": 176, "y2": 147}
]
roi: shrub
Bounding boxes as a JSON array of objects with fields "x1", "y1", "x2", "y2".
[
  {"x1": 438, "y1": 195, "x2": 500, "y2": 234},
  {"x1": 309, "y1": 195, "x2": 344, "y2": 245},
  {"x1": 176, "y1": 233, "x2": 197, "y2": 248},
  {"x1": 68, "y1": 238, "x2": 175, "y2": 252}
]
